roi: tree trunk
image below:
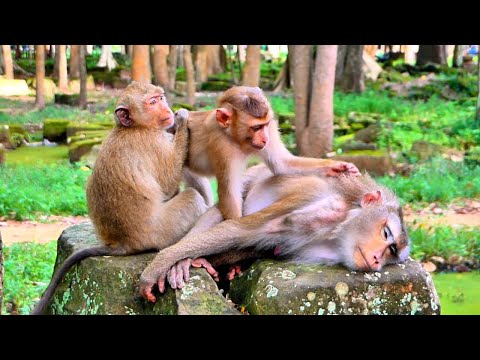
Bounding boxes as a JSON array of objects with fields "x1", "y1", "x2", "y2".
[
  {"x1": 404, "y1": 45, "x2": 416, "y2": 64},
  {"x1": 242, "y1": 45, "x2": 261, "y2": 87},
  {"x1": 132, "y1": 45, "x2": 151, "y2": 83},
  {"x1": 453, "y1": 45, "x2": 468, "y2": 68},
  {"x1": 167, "y1": 45, "x2": 178, "y2": 93},
  {"x1": 35, "y1": 45, "x2": 46, "y2": 109},
  {"x1": 97, "y1": 45, "x2": 118, "y2": 71},
  {"x1": 126, "y1": 45, "x2": 133, "y2": 57},
  {"x1": 335, "y1": 45, "x2": 364, "y2": 93},
  {"x1": 291, "y1": 45, "x2": 312, "y2": 154},
  {"x1": 416, "y1": 45, "x2": 447, "y2": 65},
  {"x1": 57, "y1": 45, "x2": 69, "y2": 92},
  {"x1": 53, "y1": 45, "x2": 60, "y2": 79},
  {"x1": 195, "y1": 45, "x2": 209, "y2": 83},
  {"x1": 15, "y1": 45, "x2": 21, "y2": 59},
  {"x1": 153, "y1": 45, "x2": 169, "y2": 88},
  {"x1": 273, "y1": 53, "x2": 291, "y2": 92},
  {"x1": 236, "y1": 45, "x2": 243, "y2": 82},
  {"x1": 183, "y1": 45, "x2": 196, "y2": 106},
  {"x1": 69, "y1": 45, "x2": 80, "y2": 78},
  {"x1": 206, "y1": 45, "x2": 225, "y2": 75},
  {"x1": 477, "y1": 50, "x2": 480, "y2": 123},
  {"x1": 0, "y1": 231, "x2": 3, "y2": 315},
  {"x1": 120, "y1": 45, "x2": 126, "y2": 55},
  {"x1": 1, "y1": 45, "x2": 14, "y2": 79},
  {"x1": 79, "y1": 45, "x2": 87, "y2": 109},
  {"x1": 303, "y1": 45, "x2": 337, "y2": 157},
  {"x1": 364, "y1": 45, "x2": 377, "y2": 57},
  {"x1": 226, "y1": 45, "x2": 238, "y2": 84}
]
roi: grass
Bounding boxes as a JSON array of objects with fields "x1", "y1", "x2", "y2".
[
  {"x1": 0, "y1": 163, "x2": 91, "y2": 220},
  {"x1": 432, "y1": 272, "x2": 480, "y2": 315},
  {"x1": 377, "y1": 157, "x2": 480, "y2": 205},
  {"x1": 1, "y1": 241, "x2": 57, "y2": 315},
  {"x1": 5, "y1": 145, "x2": 69, "y2": 165},
  {"x1": 408, "y1": 225, "x2": 479, "y2": 262}
]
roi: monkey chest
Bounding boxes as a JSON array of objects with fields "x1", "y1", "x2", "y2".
[{"x1": 187, "y1": 150, "x2": 214, "y2": 175}]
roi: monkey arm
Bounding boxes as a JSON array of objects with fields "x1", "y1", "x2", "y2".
[
  {"x1": 173, "y1": 114, "x2": 190, "y2": 168},
  {"x1": 182, "y1": 168, "x2": 214, "y2": 207},
  {"x1": 261, "y1": 120, "x2": 360, "y2": 177},
  {"x1": 215, "y1": 159, "x2": 245, "y2": 219}
]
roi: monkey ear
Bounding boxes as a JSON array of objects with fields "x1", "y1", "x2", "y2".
[
  {"x1": 115, "y1": 106, "x2": 133, "y2": 127},
  {"x1": 216, "y1": 108, "x2": 232, "y2": 128},
  {"x1": 361, "y1": 191, "x2": 382, "y2": 207}
]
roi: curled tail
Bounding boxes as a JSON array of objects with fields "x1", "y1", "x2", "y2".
[{"x1": 31, "y1": 245, "x2": 126, "y2": 315}]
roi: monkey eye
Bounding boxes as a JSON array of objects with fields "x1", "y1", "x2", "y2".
[
  {"x1": 389, "y1": 244, "x2": 398, "y2": 256},
  {"x1": 149, "y1": 98, "x2": 157, "y2": 105},
  {"x1": 251, "y1": 125, "x2": 263, "y2": 131},
  {"x1": 383, "y1": 225, "x2": 392, "y2": 240}
]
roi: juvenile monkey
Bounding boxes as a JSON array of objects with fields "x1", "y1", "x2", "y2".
[
  {"x1": 184, "y1": 86, "x2": 360, "y2": 220},
  {"x1": 139, "y1": 165, "x2": 410, "y2": 301},
  {"x1": 31, "y1": 82, "x2": 212, "y2": 315}
]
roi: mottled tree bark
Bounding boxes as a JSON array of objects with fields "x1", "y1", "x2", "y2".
[
  {"x1": 335, "y1": 45, "x2": 364, "y2": 93},
  {"x1": 35, "y1": 45, "x2": 46, "y2": 109},
  {"x1": 167, "y1": 45, "x2": 178, "y2": 92},
  {"x1": 57, "y1": 45, "x2": 69, "y2": 92},
  {"x1": 1, "y1": 45, "x2": 14, "y2": 79},
  {"x1": 417, "y1": 45, "x2": 447, "y2": 65},
  {"x1": 195, "y1": 45, "x2": 209, "y2": 83},
  {"x1": 132, "y1": 45, "x2": 151, "y2": 83},
  {"x1": 79, "y1": 45, "x2": 87, "y2": 109},
  {"x1": 153, "y1": 45, "x2": 169, "y2": 88},
  {"x1": 452, "y1": 45, "x2": 468, "y2": 68},
  {"x1": 69, "y1": 45, "x2": 80, "y2": 79},
  {"x1": 183, "y1": 45, "x2": 196, "y2": 106},
  {"x1": 242, "y1": 45, "x2": 261, "y2": 87}
]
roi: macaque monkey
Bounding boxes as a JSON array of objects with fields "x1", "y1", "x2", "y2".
[
  {"x1": 139, "y1": 164, "x2": 410, "y2": 301},
  {"x1": 31, "y1": 82, "x2": 212, "y2": 315},
  {"x1": 184, "y1": 86, "x2": 360, "y2": 220}
]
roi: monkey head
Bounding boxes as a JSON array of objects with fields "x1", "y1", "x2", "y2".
[
  {"x1": 216, "y1": 86, "x2": 273, "y2": 152},
  {"x1": 337, "y1": 189, "x2": 410, "y2": 272},
  {"x1": 114, "y1": 81, "x2": 174, "y2": 130}
]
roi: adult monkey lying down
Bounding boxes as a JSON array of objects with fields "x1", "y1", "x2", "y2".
[{"x1": 140, "y1": 164, "x2": 411, "y2": 302}]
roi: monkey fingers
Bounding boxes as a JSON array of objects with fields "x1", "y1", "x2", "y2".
[
  {"x1": 226, "y1": 264, "x2": 242, "y2": 281},
  {"x1": 326, "y1": 162, "x2": 361, "y2": 177},
  {"x1": 139, "y1": 279, "x2": 157, "y2": 303},
  {"x1": 191, "y1": 258, "x2": 220, "y2": 282},
  {"x1": 167, "y1": 258, "x2": 192, "y2": 289}
]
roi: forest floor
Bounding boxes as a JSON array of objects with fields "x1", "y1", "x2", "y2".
[{"x1": 1, "y1": 203, "x2": 479, "y2": 246}]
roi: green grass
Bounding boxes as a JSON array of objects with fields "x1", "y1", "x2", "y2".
[
  {"x1": 0, "y1": 163, "x2": 91, "y2": 220},
  {"x1": 2, "y1": 241, "x2": 57, "y2": 315},
  {"x1": 432, "y1": 272, "x2": 480, "y2": 315},
  {"x1": 377, "y1": 157, "x2": 480, "y2": 205},
  {"x1": 5, "y1": 145, "x2": 69, "y2": 165},
  {"x1": 408, "y1": 225, "x2": 479, "y2": 262}
]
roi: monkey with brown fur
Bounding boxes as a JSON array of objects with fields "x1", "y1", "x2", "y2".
[
  {"x1": 139, "y1": 164, "x2": 410, "y2": 301},
  {"x1": 31, "y1": 82, "x2": 213, "y2": 315},
  {"x1": 184, "y1": 86, "x2": 360, "y2": 220}
]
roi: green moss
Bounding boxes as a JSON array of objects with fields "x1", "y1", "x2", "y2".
[
  {"x1": 54, "y1": 94, "x2": 80, "y2": 106},
  {"x1": 200, "y1": 81, "x2": 232, "y2": 91},
  {"x1": 43, "y1": 119, "x2": 70, "y2": 142},
  {"x1": 66, "y1": 121, "x2": 114, "y2": 137},
  {"x1": 277, "y1": 112, "x2": 295, "y2": 122},
  {"x1": 171, "y1": 102, "x2": 196, "y2": 111},
  {"x1": 68, "y1": 138, "x2": 103, "y2": 162},
  {"x1": 5, "y1": 145, "x2": 69, "y2": 165},
  {"x1": 334, "y1": 133, "x2": 355, "y2": 148},
  {"x1": 432, "y1": 272, "x2": 480, "y2": 315},
  {"x1": 341, "y1": 149, "x2": 387, "y2": 156},
  {"x1": 67, "y1": 130, "x2": 109, "y2": 145}
]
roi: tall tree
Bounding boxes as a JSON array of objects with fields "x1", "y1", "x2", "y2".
[
  {"x1": 153, "y1": 45, "x2": 169, "y2": 88},
  {"x1": 35, "y1": 45, "x2": 46, "y2": 109},
  {"x1": 183, "y1": 45, "x2": 196, "y2": 106},
  {"x1": 292, "y1": 45, "x2": 338, "y2": 157},
  {"x1": 126, "y1": 45, "x2": 133, "y2": 57},
  {"x1": 97, "y1": 45, "x2": 118, "y2": 71},
  {"x1": 53, "y1": 45, "x2": 60, "y2": 79},
  {"x1": 273, "y1": 52, "x2": 291, "y2": 92},
  {"x1": 416, "y1": 45, "x2": 447, "y2": 65},
  {"x1": 132, "y1": 45, "x2": 151, "y2": 83},
  {"x1": 242, "y1": 45, "x2": 261, "y2": 87},
  {"x1": 194, "y1": 45, "x2": 209, "y2": 83},
  {"x1": 167, "y1": 45, "x2": 178, "y2": 92},
  {"x1": 452, "y1": 45, "x2": 468, "y2": 68},
  {"x1": 69, "y1": 45, "x2": 80, "y2": 78},
  {"x1": 57, "y1": 45, "x2": 69, "y2": 92},
  {"x1": 79, "y1": 45, "x2": 87, "y2": 109},
  {"x1": 1, "y1": 45, "x2": 14, "y2": 79},
  {"x1": 206, "y1": 45, "x2": 225, "y2": 74},
  {"x1": 335, "y1": 45, "x2": 364, "y2": 93}
]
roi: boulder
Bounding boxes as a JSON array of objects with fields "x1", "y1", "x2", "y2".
[
  {"x1": 82, "y1": 144, "x2": 102, "y2": 168},
  {"x1": 332, "y1": 151, "x2": 393, "y2": 176},
  {"x1": 30, "y1": 78, "x2": 57, "y2": 98},
  {"x1": 43, "y1": 119, "x2": 70, "y2": 143},
  {"x1": 69, "y1": 75, "x2": 96, "y2": 93},
  {"x1": 230, "y1": 259, "x2": 441, "y2": 315},
  {"x1": 45, "y1": 222, "x2": 240, "y2": 315},
  {"x1": 55, "y1": 94, "x2": 80, "y2": 106},
  {"x1": 0, "y1": 79, "x2": 30, "y2": 96}
]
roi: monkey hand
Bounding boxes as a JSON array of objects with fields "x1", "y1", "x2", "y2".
[
  {"x1": 167, "y1": 258, "x2": 220, "y2": 290},
  {"x1": 226, "y1": 264, "x2": 242, "y2": 280},
  {"x1": 174, "y1": 108, "x2": 189, "y2": 127},
  {"x1": 325, "y1": 161, "x2": 360, "y2": 177}
]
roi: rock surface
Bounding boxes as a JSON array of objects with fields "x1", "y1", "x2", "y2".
[
  {"x1": 230, "y1": 259, "x2": 441, "y2": 315},
  {"x1": 46, "y1": 222, "x2": 240, "y2": 315}
]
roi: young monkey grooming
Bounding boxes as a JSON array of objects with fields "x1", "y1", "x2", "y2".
[
  {"x1": 140, "y1": 165, "x2": 410, "y2": 301},
  {"x1": 32, "y1": 82, "x2": 212, "y2": 314}
]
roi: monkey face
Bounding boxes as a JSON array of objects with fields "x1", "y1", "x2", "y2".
[
  {"x1": 142, "y1": 91, "x2": 174, "y2": 129},
  {"x1": 341, "y1": 207, "x2": 410, "y2": 272}
]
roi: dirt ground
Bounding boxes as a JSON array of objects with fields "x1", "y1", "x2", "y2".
[{"x1": 1, "y1": 205, "x2": 479, "y2": 246}]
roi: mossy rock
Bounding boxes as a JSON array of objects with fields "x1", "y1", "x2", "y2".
[
  {"x1": 44, "y1": 222, "x2": 240, "y2": 315},
  {"x1": 171, "y1": 102, "x2": 196, "y2": 111},
  {"x1": 410, "y1": 140, "x2": 445, "y2": 161},
  {"x1": 347, "y1": 112, "x2": 382, "y2": 126},
  {"x1": 67, "y1": 130, "x2": 110, "y2": 145},
  {"x1": 44, "y1": 119, "x2": 70, "y2": 143},
  {"x1": 68, "y1": 138, "x2": 104, "y2": 163},
  {"x1": 0, "y1": 143, "x2": 5, "y2": 164},
  {"x1": 354, "y1": 123, "x2": 381, "y2": 143},
  {"x1": 0, "y1": 79, "x2": 30, "y2": 96},
  {"x1": 66, "y1": 122, "x2": 114, "y2": 138},
  {"x1": 81, "y1": 144, "x2": 102, "y2": 168},
  {"x1": 69, "y1": 75, "x2": 96, "y2": 93},
  {"x1": 55, "y1": 93, "x2": 80, "y2": 106},
  {"x1": 200, "y1": 80, "x2": 232, "y2": 91},
  {"x1": 341, "y1": 141, "x2": 378, "y2": 152},
  {"x1": 30, "y1": 78, "x2": 57, "y2": 98},
  {"x1": 332, "y1": 150, "x2": 393, "y2": 176},
  {"x1": 9, "y1": 124, "x2": 30, "y2": 145},
  {"x1": 230, "y1": 259, "x2": 441, "y2": 315}
]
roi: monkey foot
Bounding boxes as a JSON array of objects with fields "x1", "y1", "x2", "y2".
[
  {"x1": 166, "y1": 257, "x2": 219, "y2": 290},
  {"x1": 326, "y1": 162, "x2": 361, "y2": 177},
  {"x1": 226, "y1": 264, "x2": 242, "y2": 281}
]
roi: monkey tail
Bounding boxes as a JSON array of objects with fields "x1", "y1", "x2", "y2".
[{"x1": 31, "y1": 245, "x2": 126, "y2": 315}]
